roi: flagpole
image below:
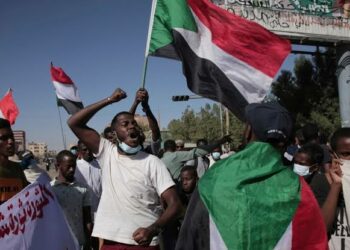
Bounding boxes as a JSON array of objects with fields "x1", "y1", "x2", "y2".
[
  {"x1": 57, "y1": 106, "x2": 67, "y2": 150},
  {"x1": 141, "y1": 0, "x2": 158, "y2": 88},
  {"x1": 141, "y1": 57, "x2": 149, "y2": 88}
]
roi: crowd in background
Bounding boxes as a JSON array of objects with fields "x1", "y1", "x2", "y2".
[{"x1": 0, "y1": 88, "x2": 349, "y2": 250}]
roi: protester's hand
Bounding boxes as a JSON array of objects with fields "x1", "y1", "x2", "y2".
[
  {"x1": 330, "y1": 158, "x2": 343, "y2": 185},
  {"x1": 109, "y1": 88, "x2": 127, "y2": 102},
  {"x1": 132, "y1": 227, "x2": 156, "y2": 246},
  {"x1": 138, "y1": 88, "x2": 150, "y2": 109}
]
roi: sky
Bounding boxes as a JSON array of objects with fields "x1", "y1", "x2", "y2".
[{"x1": 0, "y1": 0, "x2": 305, "y2": 151}]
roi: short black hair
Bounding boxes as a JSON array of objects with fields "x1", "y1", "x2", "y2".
[
  {"x1": 297, "y1": 143, "x2": 324, "y2": 165},
  {"x1": 330, "y1": 128, "x2": 350, "y2": 151},
  {"x1": 56, "y1": 150, "x2": 76, "y2": 164},
  {"x1": 196, "y1": 139, "x2": 208, "y2": 147},
  {"x1": 103, "y1": 126, "x2": 113, "y2": 137},
  {"x1": 0, "y1": 118, "x2": 11, "y2": 129},
  {"x1": 164, "y1": 139, "x2": 176, "y2": 151},
  {"x1": 111, "y1": 111, "x2": 133, "y2": 128},
  {"x1": 302, "y1": 123, "x2": 319, "y2": 143},
  {"x1": 181, "y1": 165, "x2": 198, "y2": 176}
]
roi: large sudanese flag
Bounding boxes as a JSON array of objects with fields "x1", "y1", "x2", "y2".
[
  {"x1": 50, "y1": 63, "x2": 84, "y2": 115},
  {"x1": 147, "y1": 0, "x2": 291, "y2": 120},
  {"x1": 176, "y1": 142, "x2": 329, "y2": 249},
  {"x1": 0, "y1": 89, "x2": 19, "y2": 125}
]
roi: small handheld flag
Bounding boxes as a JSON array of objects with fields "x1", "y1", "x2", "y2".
[{"x1": 50, "y1": 63, "x2": 83, "y2": 115}]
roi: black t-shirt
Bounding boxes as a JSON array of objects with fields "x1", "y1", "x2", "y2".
[
  {"x1": 0, "y1": 161, "x2": 28, "y2": 204},
  {"x1": 308, "y1": 172, "x2": 331, "y2": 207}
]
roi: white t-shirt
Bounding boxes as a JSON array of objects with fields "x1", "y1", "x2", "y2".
[
  {"x1": 75, "y1": 159, "x2": 102, "y2": 219},
  {"x1": 329, "y1": 206, "x2": 350, "y2": 250},
  {"x1": 92, "y1": 138, "x2": 175, "y2": 246}
]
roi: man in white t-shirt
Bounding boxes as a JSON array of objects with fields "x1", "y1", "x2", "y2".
[{"x1": 68, "y1": 88, "x2": 181, "y2": 250}]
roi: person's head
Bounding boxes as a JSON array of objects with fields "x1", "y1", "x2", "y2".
[
  {"x1": 294, "y1": 129, "x2": 304, "y2": 146},
  {"x1": 77, "y1": 140, "x2": 94, "y2": 162},
  {"x1": 243, "y1": 102, "x2": 293, "y2": 151},
  {"x1": 56, "y1": 150, "x2": 76, "y2": 182},
  {"x1": 0, "y1": 118, "x2": 15, "y2": 158},
  {"x1": 175, "y1": 139, "x2": 185, "y2": 151},
  {"x1": 301, "y1": 123, "x2": 319, "y2": 144},
  {"x1": 111, "y1": 112, "x2": 142, "y2": 154},
  {"x1": 293, "y1": 143, "x2": 324, "y2": 176},
  {"x1": 330, "y1": 128, "x2": 350, "y2": 160},
  {"x1": 103, "y1": 126, "x2": 116, "y2": 144},
  {"x1": 211, "y1": 146, "x2": 222, "y2": 161},
  {"x1": 196, "y1": 139, "x2": 208, "y2": 147},
  {"x1": 164, "y1": 139, "x2": 176, "y2": 152},
  {"x1": 180, "y1": 165, "x2": 198, "y2": 194}
]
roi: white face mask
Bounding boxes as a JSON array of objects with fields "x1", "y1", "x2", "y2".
[
  {"x1": 340, "y1": 159, "x2": 350, "y2": 175},
  {"x1": 293, "y1": 163, "x2": 311, "y2": 176},
  {"x1": 212, "y1": 152, "x2": 221, "y2": 160},
  {"x1": 118, "y1": 142, "x2": 142, "y2": 155}
]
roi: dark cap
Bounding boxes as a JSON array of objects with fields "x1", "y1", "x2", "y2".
[{"x1": 245, "y1": 102, "x2": 293, "y2": 142}]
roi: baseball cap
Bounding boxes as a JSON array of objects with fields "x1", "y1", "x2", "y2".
[{"x1": 245, "y1": 102, "x2": 293, "y2": 142}]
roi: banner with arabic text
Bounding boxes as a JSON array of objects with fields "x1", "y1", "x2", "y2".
[{"x1": 0, "y1": 175, "x2": 79, "y2": 250}]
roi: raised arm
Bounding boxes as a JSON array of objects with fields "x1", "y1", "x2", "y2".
[
  {"x1": 140, "y1": 89, "x2": 161, "y2": 142},
  {"x1": 129, "y1": 89, "x2": 143, "y2": 115},
  {"x1": 321, "y1": 161, "x2": 342, "y2": 232},
  {"x1": 67, "y1": 88, "x2": 127, "y2": 154}
]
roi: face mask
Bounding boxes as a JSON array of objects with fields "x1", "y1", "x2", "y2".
[
  {"x1": 340, "y1": 159, "x2": 350, "y2": 175},
  {"x1": 118, "y1": 142, "x2": 142, "y2": 155},
  {"x1": 212, "y1": 152, "x2": 221, "y2": 160},
  {"x1": 293, "y1": 163, "x2": 311, "y2": 176}
]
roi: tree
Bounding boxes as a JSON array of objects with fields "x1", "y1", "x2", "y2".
[
  {"x1": 272, "y1": 48, "x2": 340, "y2": 136},
  {"x1": 168, "y1": 104, "x2": 244, "y2": 149}
]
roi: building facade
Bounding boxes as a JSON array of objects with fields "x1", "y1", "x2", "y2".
[
  {"x1": 13, "y1": 130, "x2": 26, "y2": 152},
  {"x1": 27, "y1": 142, "x2": 48, "y2": 158}
]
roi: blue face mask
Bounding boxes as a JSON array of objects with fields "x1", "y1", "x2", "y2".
[
  {"x1": 212, "y1": 152, "x2": 221, "y2": 161},
  {"x1": 118, "y1": 142, "x2": 142, "y2": 155}
]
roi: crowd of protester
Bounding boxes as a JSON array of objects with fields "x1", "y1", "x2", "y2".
[{"x1": 0, "y1": 88, "x2": 349, "y2": 249}]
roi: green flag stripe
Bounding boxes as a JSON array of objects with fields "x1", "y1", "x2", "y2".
[
  {"x1": 199, "y1": 142, "x2": 300, "y2": 249},
  {"x1": 149, "y1": 0, "x2": 197, "y2": 54}
]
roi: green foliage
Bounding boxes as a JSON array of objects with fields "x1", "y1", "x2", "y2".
[
  {"x1": 167, "y1": 103, "x2": 244, "y2": 149},
  {"x1": 272, "y1": 48, "x2": 340, "y2": 136}
]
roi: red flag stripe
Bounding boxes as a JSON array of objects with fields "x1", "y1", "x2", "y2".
[
  {"x1": 291, "y1": 178, "x2": 328, "y2": 250},
  {"x1": 0, "y1": 90, "x2": 19, "y2": 125},
  {"x1": 50, "y1": 65, "x2": 74, "y2": 84},
  {"x1": 187, "y1": 0, "x2": 291, "y2": 78}
]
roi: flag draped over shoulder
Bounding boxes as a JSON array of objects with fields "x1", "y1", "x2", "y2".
[
  {"x1": 50, "y1": 64, "x2": 83, "y2": 115},
  {"x1": 148, "y1": 0, "x2": 291, "y2": 120},
  {"x1": 0, "y1": 89, "x2": 19, "y2": 125},
  {"x1": 194, "y1": 142, "x2": 328, "y2": 249}
]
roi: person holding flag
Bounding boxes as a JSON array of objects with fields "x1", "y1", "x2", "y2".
[{"x1": 176, "y1": 102, "x2": 328, "y2": 250}]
